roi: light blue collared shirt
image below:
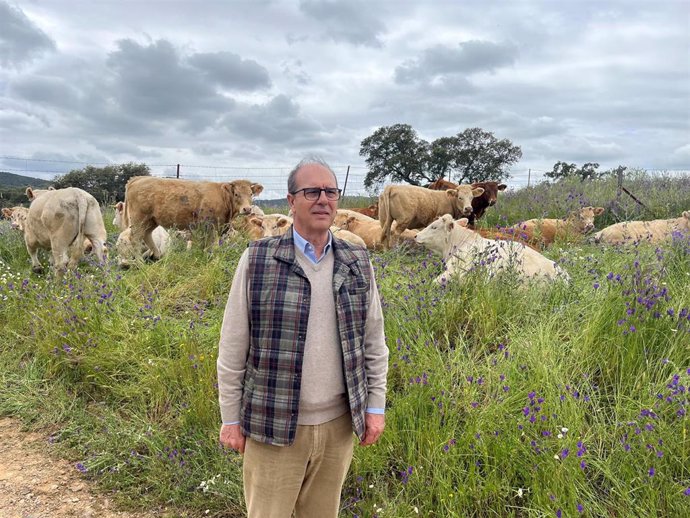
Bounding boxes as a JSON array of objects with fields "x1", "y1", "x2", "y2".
[{"x1": 292, "y1": 227, "x2": 332, "y2": 264}]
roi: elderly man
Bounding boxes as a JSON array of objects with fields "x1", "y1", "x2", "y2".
[{"x1": 217, "y1": 157, "x2": 389, "y2": 518}]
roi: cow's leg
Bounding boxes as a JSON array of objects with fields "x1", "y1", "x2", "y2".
[
  {"x1": 25, "y1": 236, "x2": 43, "y2": 274},
  {"x1": 390, "y1": 220, "x2": 408, "y2": 247},
  {"x1": 50, "y1": 238, "x2": 71, "y2": 277},
  {"x1": 131, "y1": 220, "x2": 159, "y2": 260},
  {"x1": 143, "y1": 224, "x2": 162, "y2": 259}
]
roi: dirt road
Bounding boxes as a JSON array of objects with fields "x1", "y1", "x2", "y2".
[{"x1": 0, "y1": 417, "x2": 160, "y2": 518}]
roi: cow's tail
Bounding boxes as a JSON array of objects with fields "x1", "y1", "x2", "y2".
[
  {"x1": 378, "y1": 187, "x2": 392, "y2": 248},
  {"x1": 122, "y1": 187, "x2": 131, "y2": 228},
  {"x1": 71, "y1": 194, "x2": 89, "y2": 264}
]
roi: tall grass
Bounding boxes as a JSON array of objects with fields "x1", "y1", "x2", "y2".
[{"x1": 1, "y1": 175, "x2": 689, "y2": 517}]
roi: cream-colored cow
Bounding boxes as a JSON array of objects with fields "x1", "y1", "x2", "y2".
[
  {"x1": 2, "y1": 206, "x2": 29, "y2": 231},
  {"x1": 23, "y1": 187, "x2": 107, "y2": 277},
  {"x1": 246, "y1": 213, "x2": 366, "y2": 247},
  {"x1": 415, "y1": 214, "x2": 569, "y2": 285},
  {"x1": 378, "y1": 184, "x2": 484, "y2": 248},
  {"x1": 593, "y1": 211, "x2": 690, "y2": 245}
]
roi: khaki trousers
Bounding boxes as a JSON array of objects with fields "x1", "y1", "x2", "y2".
[{"x1": 243, "y1": 412, "x2": 354, "y2": 518}]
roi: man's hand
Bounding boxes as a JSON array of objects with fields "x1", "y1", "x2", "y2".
[
  {"x1": 219, "y1": 424, "x2": 246, "y2": 454},
  {"x1": 359, "y1": 413, "x2": 385, "y2": 446}
]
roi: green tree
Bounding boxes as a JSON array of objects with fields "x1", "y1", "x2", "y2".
[
  {"x1": 360, "y1": 124, "x2": 431, "y2": 191},
  {"x1": 360, "y1": 125, "x2": 520, "y2": 192},
  {"x1": 435, "y1": 127, "x2": 521, "y2": 184},
  {"x1": 545, "y1": 161, "x2": 603, "y2": 182},
  {"x1": 53, "y1": 163, "x2": 150, "y2": 204}
]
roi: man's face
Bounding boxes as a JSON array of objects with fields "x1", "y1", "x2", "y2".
[{"x1": 287, "y1": 164, "x2": 338, "y2": 237}]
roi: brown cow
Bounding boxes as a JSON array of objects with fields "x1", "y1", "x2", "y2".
[
  {"x1": 378, "y1": 184, "x2": 483, "y2": 248},
  {"x1": 428, "y1": 179, "x2": 507, "y2": 226},
  {"x1": 508, "y1": 206, "x2": 605, "y2": 247},
  {"x1": 124, "y1": 176, "x2": 263, "y2": 259},
  {"x1": 348, "y1": 203, "x2": 379, "y2": 219}
]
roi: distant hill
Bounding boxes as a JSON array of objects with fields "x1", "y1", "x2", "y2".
[{"x1": 0, "y1": 171, "x2": 52, "y2": 188}]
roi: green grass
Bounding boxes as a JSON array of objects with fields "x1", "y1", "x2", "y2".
[{"x1": 1, "y1": 174, "x2": 689, "y2": 517}]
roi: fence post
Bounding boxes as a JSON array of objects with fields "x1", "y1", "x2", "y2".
[
  {"x1": 527, "y1": 168, "x2": 531, "y2": 188},
  {"x1": 176, "y1": 164, "x2": 180, "y2": 179},
  {"x1": 342, "y1": 165, "x2": 350, "y2": 197}
]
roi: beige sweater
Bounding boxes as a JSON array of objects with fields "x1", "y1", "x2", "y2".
[{"x1": 217, "y1": 244, "x2": 388, "y2": 426}]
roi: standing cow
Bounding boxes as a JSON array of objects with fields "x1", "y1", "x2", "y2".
[
  {"x1": 428, "y1": 179, "x2": 507, "y2": 227},
  {"x1": 378, "y1": 184, "x2": 483, "y2": 248},
  {"x1": 23, "y1": 187, "x2": 107, "y2": 277},
  {"x1": 124, "y1": 176, "x2": 263, "y2": 259}
]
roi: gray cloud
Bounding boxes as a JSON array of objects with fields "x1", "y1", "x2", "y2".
[
  {"x1": 300, "y1": 0, "x2": 386, "y2": 47},
  {"x1": 188, "y1": 51, "x2": 271, "y2": 90},
  {"x1": 0, "y1": 1, "x2": 55, "y2": 67},
  {"x1": 395, "y1": 40, "x2": 519, "y2": 84}
]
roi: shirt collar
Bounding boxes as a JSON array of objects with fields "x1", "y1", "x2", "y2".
[{"x1": 292, "y1": 227, "x2": 332, "y2": 264}]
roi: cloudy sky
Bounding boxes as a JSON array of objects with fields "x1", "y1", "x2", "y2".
[{"x1": 1, "y1": 0, "x2": 688, "y2": 194}]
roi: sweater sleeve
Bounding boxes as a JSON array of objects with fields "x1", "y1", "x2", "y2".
[
  {"x1": 363, "y1": 260, "x2": 389, "y2": 411},
  {"x1": 217, "y1": 249, "x2": 251, "y2": 424}
]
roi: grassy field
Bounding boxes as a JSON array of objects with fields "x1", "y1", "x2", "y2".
[{"x1": 1, "y1": 172, "x2": 689, "y2": 517}]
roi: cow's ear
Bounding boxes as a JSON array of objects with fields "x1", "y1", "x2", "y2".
[
  {"x1": 249, "y1": 216, "x2": 263, "y2": 228},
  {"x1": 594, "y1": 207, "x2": 605, "y2": 215},
  {"x1": 446, "y1": 189, "x2": 456, "y2": 198},
  {"x1": 683, "y1": 211, "x2": 690, "y2": 219},
  {"x1": 251, "y1": 183, "x2": 264, "y2": 195},
  {"x1": 26, "y1": 187, "x2": 34, "y2": 201},
  {"x1": 498, "y1": 184, "x2": 507, "y2": 191},
  {"x1": 458, "y1": 218, "x2": 469, "y2": 227},
  {"x1": 48, "y1": 186, "x2": 55, "y2": 190},
  {"x1": 276, "y1": 218, "x2": 290, "y2": 228},
  {"x1": 472, "y1": 187, "x2": 484, "y2": 197},
  {"x1": 116, "y1": 201, "x2": 124, "y2": 212},
  {"x1": 1, "y1": 208, "x2": 11, "y2": 218},
  {"x1": 347, "y1": 216, "x2": 356, "y2": 224}
]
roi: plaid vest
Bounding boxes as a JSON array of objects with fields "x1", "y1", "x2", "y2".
[{"x1": 242, "y1": 229, "x2": 372, "y2": 446}]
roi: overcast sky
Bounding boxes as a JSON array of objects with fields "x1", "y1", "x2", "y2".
[{"x1": 1, "y1": 0, "x2": 688, "y2": 194}]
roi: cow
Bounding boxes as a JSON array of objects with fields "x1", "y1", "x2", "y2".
[
  {"x1": 115, "y1": 226, "x2": 171, "y2": 267},
  {"x1": 123, "y1": 176, "x2": 263, "y2": 259},
  {"x1": 508, "y1": 206, "x2": 605, "y2": 247},
  {"x1": 335, "y1": 215, "x2": 418, "y2": 250},
  {"x1": 23, "y1": 187, "x2": 107, "y2": 277},
  {"x1": 2, "y1": 206, "x2": 29, "y2": 231},
  {"x1": 475, "y1": 226, "x2": 541, "y2": 252},
  {"x1": 113, "y1": 200, "x2": 193, "y2": 251},
  {"x1": 415, "y1": 214, "x2": 569, "y2": 285},
  {"x1": 593, "y1": 211, "x2": 690, "y2": 245},
  {"x1": 348, "y1": 203, "x2": 379, "y2": 219},
  {"x1": 378, "y1": 184, "x2": 484, "y2": 248},
  {"x1": 333, "y1": 209, "x2": 376, "y2": 227},
  {"x1": 428, "y1": 179, "x2": 507, "y2": 226}
]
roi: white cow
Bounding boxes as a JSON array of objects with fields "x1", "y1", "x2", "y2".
[
  {"x1": 415, "y1": 214, "x2": 569, "y2": 285},
  {"x1": 593, "y1": 211, "x2": 690, "y2": 245},
  {"x1": 23, "y1": 187, "x2": 107, "y2": 277}
]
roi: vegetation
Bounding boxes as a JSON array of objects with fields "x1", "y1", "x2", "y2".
[
  {"x1": 52, "y1": 163, "x2": 151, "y2": 205},
  {"x1": 0, "y1": 172, "x2": 51, "y2": 208},
  {"x1": 0, "y1": 172, "x2": 689, "y2": 517},
  {"x1": 360, "y1": 125, "x2": 521, "y2": 192}
]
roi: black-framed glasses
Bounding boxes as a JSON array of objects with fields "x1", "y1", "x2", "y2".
[{"x1": 290, "y1": 187, "x2": 342, "y2": 201}]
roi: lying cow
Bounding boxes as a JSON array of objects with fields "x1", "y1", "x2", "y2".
[
  {"x1": 246, "y1": 213, "x2": 366, "y2": 247},
  {"x1": 2, "y1": 206, "x2": 29, "y2": 231},
  {"x1": 115, "y1": 227, "x2": 171, "y2": 267},
  {"x1": 348, "y1": 203, "x2": 379, "y2": 219},
  {"x1": 508, "y1": 206, "x2": 605, "y2": 247},
  {"x1": 593, "y1": 211, "x2": 690, "y2": 245},
  {"x1": 378, "y1": 184, "x2": 484, "y2": 248},
  {"x1": 334, "y1": 215, "x2": 418, "y2": 250},
  {"x1": 415, "y1": 214, "x2": 569, "y2": 285},
  {"x1": 124, "y1": 176, "x2": 263, "y2": 259},
  {"x1": 23, "y1": 187, "x2": 107, "y2": 277}
]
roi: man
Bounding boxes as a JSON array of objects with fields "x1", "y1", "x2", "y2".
[{"x1": 217, "y1": 157, "x2": 389, "y2": 517}]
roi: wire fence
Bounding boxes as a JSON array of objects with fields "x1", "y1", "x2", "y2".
[{"x1": 1, "y1": 156, "x2": 687, "y2": 201}]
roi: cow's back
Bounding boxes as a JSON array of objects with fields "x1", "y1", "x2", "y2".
[{"x1": 388, "y1": 185, "x2": 454, "y2": 228}]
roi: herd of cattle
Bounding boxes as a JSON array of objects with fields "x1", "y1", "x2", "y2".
[{"x1": 1, "y1": 176, "x2": 689, "y2": 284}]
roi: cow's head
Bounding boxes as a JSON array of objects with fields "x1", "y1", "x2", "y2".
[
  {"x1": 448, "y1": 186, "x2": 484, "y2": 216},
  {"x1": 472, "y1": 181, "x2": 507, "y2": 207},
  {"x1": 225, "y1": 180, "x2": 265, "y2": 216},
  {"x1": 2, "y1": 206, "x2": 29, "y2": 231},
  {"x1": 568, "y1": 206, "x2": 605, "y2": 234},
  {"x1": 112, "y1": 201, "x2": 126, "y2": 229}
]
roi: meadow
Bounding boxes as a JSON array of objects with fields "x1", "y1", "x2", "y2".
[{"x1": 1, "y1": 171, "x2": 689, "y2": 517}]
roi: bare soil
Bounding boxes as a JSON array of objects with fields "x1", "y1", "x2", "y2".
[{"x1": 0, "y1": 417, "x2": 162, "y2": 518}]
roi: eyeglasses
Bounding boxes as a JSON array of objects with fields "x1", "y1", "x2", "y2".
[{"x1": 290, "y1": 187, "x2": 342, "y2": 201}]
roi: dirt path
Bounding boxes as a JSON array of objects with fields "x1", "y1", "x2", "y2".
[{"x1": 0, "y1": 417, "x2": 163, "y2": 518}]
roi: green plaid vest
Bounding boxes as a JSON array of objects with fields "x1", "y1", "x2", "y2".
[{"x1": 242, "y1": 228, "x2": 372, "y2": 446}]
